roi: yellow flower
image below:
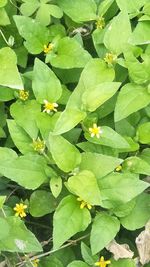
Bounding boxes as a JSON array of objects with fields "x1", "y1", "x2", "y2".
[
  {"x1": 96, "y1": 17, "x2": 105, "y2": 29},
  {"x1": 43, "y1": 43, "x2": 54, "y2": 54},
  {"x1": 43, "y1": 100, "x2": 58, "y2": 113},
  {"x1": 32, "y1": 137, "x2": 45, "y2": 154},
  {"x1": 77, "y1": 197, "x2": 92, "y2": 210},
  {"x1": 115, "y1": 165, "x2": 122, "y2": 172},
  {"x1": 19, "y1": 90, "x2": 29, "y2": 101},
  {"x1": 13, "y1": 203, "x2": 27, "y2": 218},
  {"x1": 32, "y1": 258, "x2": 40, "y2": 267},
  {"x1": 104, "y1": 53, "x2": 117, "y2": 65},
  {"x1": 89, "y1": 123, "x2": 103, "y2": 138},
  {"x1": 95, "y1": 256, "x2": 111, "y2": 267}
]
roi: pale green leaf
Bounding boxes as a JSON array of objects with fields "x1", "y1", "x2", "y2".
[
  {"x1": 129, "y1": 21, "x2": 150, "y2": 45},
  {"x1": 48, "y1": 133, "x2": 81, "y2": 172},
  {"x1": 0, "y1": 7, "x2": 10, "y2": 25},
  {"x1": 123, "y1": 156, "x2": 150, "y2": 175},
  {"x1": 50, "y1": 176, "x2": 62, "y2": 198},
  {"x1": 67, "y1": 170, "x2": 101, "y2": 205},
  {"x1": 53, "y1": 195, "x2": 91, "y2": 249},
  {"x1": 67, "y1": 261, "x2": 89, "y2": 267},
  {"x1": 90, "y1": 212, "x2": 120, "y2": 254},
  {"x1": 136, "y1": 122, "x2": 150, "y2": 144}
]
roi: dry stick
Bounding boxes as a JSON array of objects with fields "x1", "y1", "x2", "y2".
[{"x1": 16, "y1": 234, "x2": 89, "y2": 266}]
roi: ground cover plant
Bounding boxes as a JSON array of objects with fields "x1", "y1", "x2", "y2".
[{"x1": 0, "y1": 0, "x2": 150, "y2": 266}]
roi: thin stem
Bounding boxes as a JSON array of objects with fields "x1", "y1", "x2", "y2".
[{"x1": 0, "y1": 29, "x2": 9, "y2": 46}]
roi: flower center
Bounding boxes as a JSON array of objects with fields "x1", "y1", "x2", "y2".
[{"x1": 45, "y1": 102, "x2": 55, "y2": 110}]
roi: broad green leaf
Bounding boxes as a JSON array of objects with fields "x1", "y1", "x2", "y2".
[
  {"x1": 0, "y1": 196, "x2": 6, "y2": 209},
  {"x1": 114, "y1": 83, "x2": 150, "y2": 122},
  {"x1": 129, "y1": 21, "x2": 150, "y2": 45},
  {"x1": 104, "y1": 11, "x2": 131, "y2": 55},
  {"x1": 67, "y1": 261, "x2": 89, "y2": 267},
  {"x1": 82, "y1": 82, "x2": 121, "y2": 112},
  {"x1": 20, "y1": 0, "x2": 39, "y2": 16},
  {"x1": 110, "y1": 259, "x2": 136, "y2": 267},
  {"x1": 0, "y1": 48, "x2": 23, "y2": 89},
  {"x1": 0, "y1": 154, "x2": 47, "y2": 189},
  {"x1": 140, "y1": 148, "x2": 150, "y2": 164},
  {"x1": 81, "y1": 242, "x2": 97, "y2": 265},
  {"x1": 0, "y1": 0, "x2": 7, "y2": 8},
  {"x1": 0, "y1": 217, "x2": 42, "y2": 252},
  {"x1": 0, "y1": 86, "x2": 14, "y2": 101},
  {"x1": 36, "y1": 4, "x2": 63, "y2": 26},
  {"x1": 50, "y1": 37, "x2": 91, "y2": 69},
  {"x1": 42, "y1": 256, "x2": 64, "y2": 267},
  {"x1": 53, "y1": 195, "x2": 91, "y2": 249},
  {"x1": 0, "y1": 217, "x2": 10, "y2": 239},
  {"x1": 7, "y1": 120, "x2": 33, "y2": 154},
  {"x1": 116, "y1": 0, "x2": 148, "y2": 13},
  {"x1": 56, "y1": 0, "x2": 97, "y2": 22},
  {"x1": 10, "y1": 100, "x2": 41, "y2": 139},
  {"x1": 33, "y1": 58, "x2": 62, "y2": 103},
  {"x1": 121, "y1": 193, "x2": 150, "y2": 230},
  {"x1": 50, "y1": 176, "x2": 62, "y2": 198},
  {"x1": 79, "y1": 152, "x2": 122, "y2": 179},
  {"x1": 0, "y1": 147, "x2": 17, "y2": 162},
  {"x1": 29, "y1": 190, "x2": 56, "y2": 217},
  {"x1": 54, "y1": 59, "x2": 115, "y2": 134},
  {"x1": 0, "y1": 7, "x2": 10, "y2": 26},
  {"x1": 13, "y1": 15, "x2": 50, "y2": 54},
  {"x1": 77, "y1": 142, "x2": 118, "y2": 157},
  {"x1": 136, "y1": 122, "x2": 150, "y2": 144},
  {"x1": 123, "y1": 156, "x2": 150, "y2": 175},
  {"x1": 90, "y1": 212, "x2": 120, "y2": 254},
  {"x1": 112, "y1": 199, "x2": 136, "y2": 218},
  {"x1": 48, "y1": 133, "x2": 81, "y2": 172},
  {"x1": 67, "y1": 170, "x2": 101, "y2": 205},
  {"x1": 98, "y1": 172, "x2": 149, "y2": 209},
  {"x1": 85, "y1": 126, "x2": 130, "y2": 149},
  {"x1": 98, "y1": 0, "x2": 114, "y2": 16}
]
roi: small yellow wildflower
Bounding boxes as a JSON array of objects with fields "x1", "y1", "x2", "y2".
[
  {"x1": 96, "y1": 17, "x2": 105, "y2": 29},
  {"x1": 13, "y1": 203, "x2": 27, "y2": 218},
  {"x1": 32, "y1": 258, "x2": 40, "y2": 267},
  {"x1": 89, "y1": 123, "x2": 103, "y2": 138},
  {"x1": 19, "y1": 90, "x2": 29, "y2": 101},
  {"x1": 104, "y1": 53, "x2": 117, "y2": 65},
  {"x1": 115, "y1": 165, "x2": 122, "y2": 172},
  {"x1": 43, "y1": 99, "x2": 58, "y2": 113},
  {"x1": 32, "y1": 137, "x2": 45, "y2": 154},
  {"x1": 95, "y1": 256, "x2": 111, "y2": 267},
  {"x1": 43, "y1": 43, "x2": 54, "y2": 54},
  {"x1": 77, "y1": 197, "x2": 92, "y2": 210}
]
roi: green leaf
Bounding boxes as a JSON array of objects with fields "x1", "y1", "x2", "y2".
[
  {"x1": 36, "y1": 4, "x2": 63, "y2": 26},
  {"x1": 53, "y1": 195, "x2": 91, "y2": 249},
  {"x1": 0, "y1": 217, "x2": 42, "y2": 252},
  {"x1": 123, "y1": 156, "x2": 150, "y2": 175},
  {"x1": 48, "y1": 133, "x2": 81, "y2": 172},
  {"x1": 129, "y1": 21, "x2": 150, "y2": 45},
  {"x1": 13, "y1": 15, "x2": 50, "y2": 54},
  {"x1": 50, "y1": 37, "x2": 91, "y2": 69},
  {"x1": 0, "y1": 217, "x2": 10, "y2": 239},
  {"x1": 90, "y1": 212, "x2": 120, "y2": 254},
  {"x1": 54, "y1": 59, "x2": 115, "y2": 134},
  {"x1": 50, "y1": 176, "x2": 62, "y2": 198},
  {"x1": 81, "y1": 242, "x2": 97, "y2": 265},
  {"x1": 0, "y1": 0, "x2": 7, "y2": 8},
  {"x1": 98, "y1": 0, "x2": 114, "y2": 16},
  {"x1": 85, "y1": 126, "x2": 130, "y2": 149},
  {"x1": 120, "y1": 193, "x2": 150, "y2": 230},
  {"x1": 0, "y1": 7, "x2": 10, "y2": 25},
  {"x1": 116, "y1": 0, "x2": 148, "y2": 13},
  {"x1": 112, "y1": 199, "x2": 136, "y2": 218},
  {"x1": 20, "y1": 0, "x2": 39, "y2": 17},
  {"x1": 136, "y1": 122, "x2": 150, "y2": 144},
  {"x1": 0, "y1": 48, "x2": 23, "y2": 90},
  {"x1": 29, "y1": 190, "x2": 56, "y2": 217},
  {"x1": 110, "y1": 259, "x2": 136, "y2": 267},
  {"x1": 56, "y1": 0, "x2": 97, "y2": 22},
  {"x1": 67, "y1": 261, "x2": 89, "y2": 267},
  {"x1": 82, "y1": 82, "x2": 121, "y2": 112},
  {"x1": 7, "y1": 119, "x2": 33, "y2": 154},
  {"x1": 98, "y1": 172, "x2": 149, "y2": 209},
  {"x1": 67, "y1": 170, "x2": 101, "y2": 205},
  {"x1": 0, "y1": 86, "x2": 15, "y2": 101},
  {"x1": 104, "y1": 11, "x2": 131, "y2": 55},
  {"x1": 0, "y1": 147, "x2": 17, "y2": 162},
  {"x1": 0, "y1": 154, "x2": 47, "y2": 189},
  {"x1": 79, "y1": 152, "x2": 122, "y2": 179},
  {"x1": 114, "y1": 83, "x2": 150, "y2": 122},
  {"x1": 33, "y1": 58, "x2": 62, "y2": 103},
  {"x1": 10, "y1": 100, "x2": 41, "y2": 139}
]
